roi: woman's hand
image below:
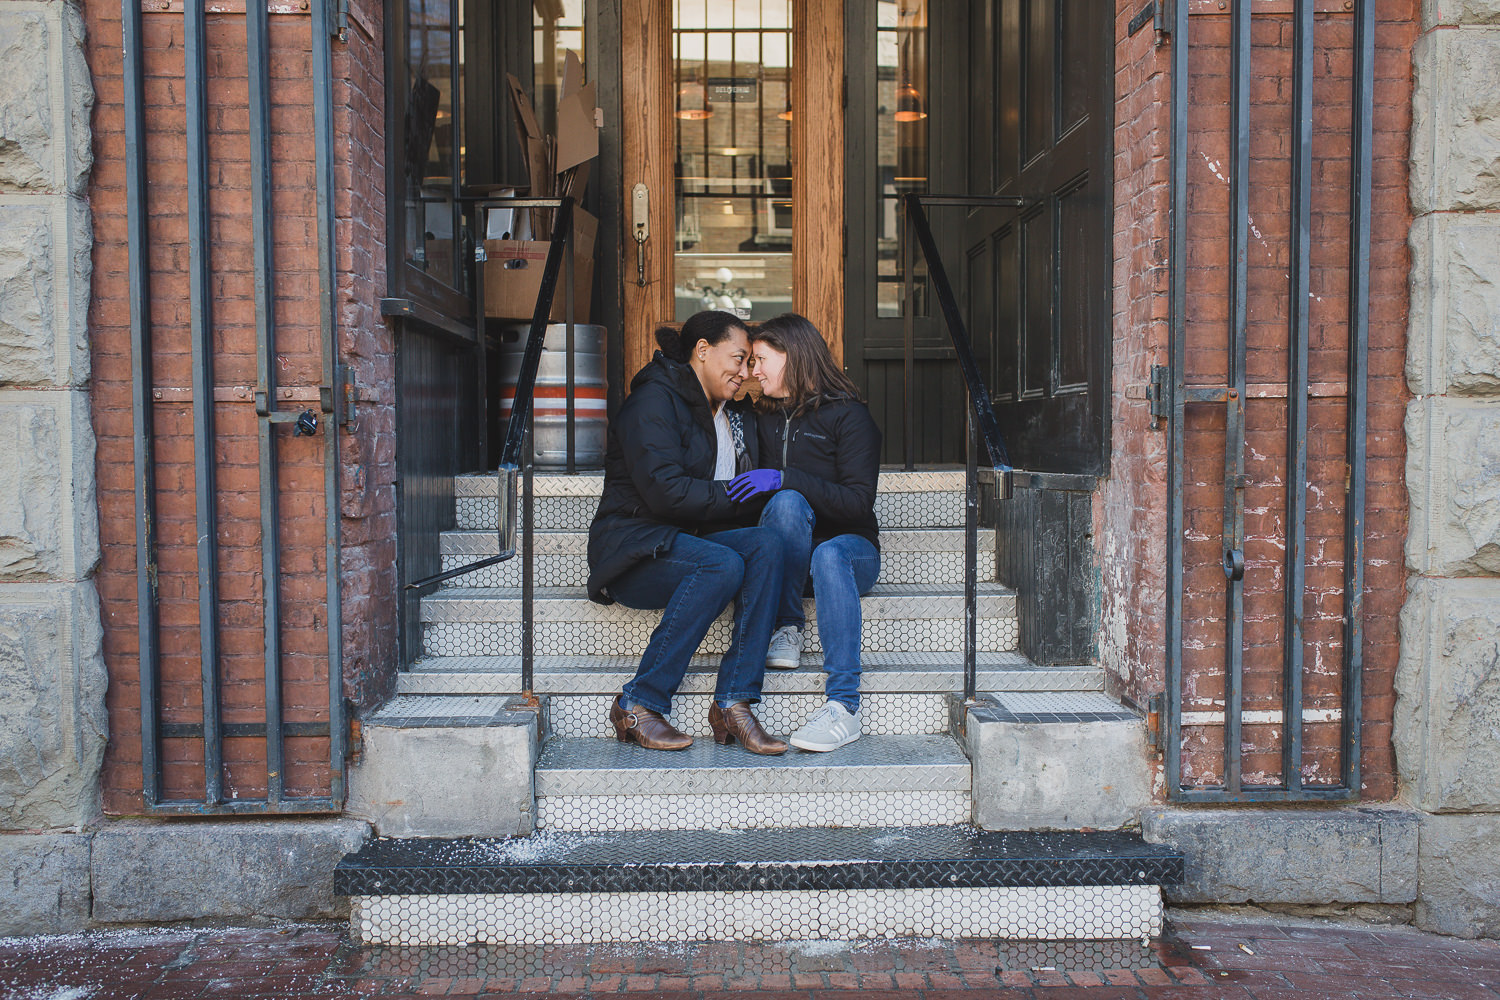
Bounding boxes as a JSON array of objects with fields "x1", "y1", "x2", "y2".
[{"x1": 726, "y1": 469, "x2": 781, "y2": 502}]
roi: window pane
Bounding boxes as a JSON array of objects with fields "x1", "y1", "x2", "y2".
[
  {"x1": 875, "y1": 0, "x2": 928, "y2": 318},
  {"x1": 404, "y1": 0, "x2": 462, "y2": 289},
  {"x1": 673, "y1": 0, "x2": 795, "y2": 322},
  {"x1": 534, "y1": 0, "x2": 587, "y2": 139}
]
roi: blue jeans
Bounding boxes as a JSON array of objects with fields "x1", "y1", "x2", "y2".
[
  {"x1": 609, "y1": 526, "x2": 783, "y2": 713},
  {"x1": 758, "y1": 491, "x2": 880, "y2": 712}
]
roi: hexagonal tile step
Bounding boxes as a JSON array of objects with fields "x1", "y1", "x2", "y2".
[
  {"x1": 436, "y1": 526, "x2": 996, "y2": 588},
  {"x1": 454, "y1": 468, "x2": 977, "y2": 531},
  {"x1": 420, "y1": 583, "x2": 1019, "y2": 659},
  {"x1": 336, "y1": 826, "x2": 1184, "y2": 944},
  {"x1": 532, "y1": 734, "x2": 972, "y2": 832},
  {"x1": 396, "y1": 650, "x2": 1095, "y2": 696}
]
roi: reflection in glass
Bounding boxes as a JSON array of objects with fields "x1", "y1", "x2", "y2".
[
  {"x1": 533, "y1": 0, "x2": 586, "y2": 138},
  {"x1": 404, "y1": 0, "x2": 465, "y2": 290},
  {"x1": 876, "y1": 0, "x2": 928, "y2": 317},
  {"x1": 672, "y1": 0, "x2": 794, "y2": 322}
]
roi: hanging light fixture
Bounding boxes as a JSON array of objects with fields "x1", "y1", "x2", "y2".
[
  {"x1": 893, "y1": 78, "x2": 926, "y2": 122},
  {"x1": 893, "y1": 29, "x2": 926, "y2": 122},
  {"x1": 777, "y1": 18, "x2": 792, "y2": 120},
  {"x1": 677, "y1": 71, "x2": 714, "y2": 119}
]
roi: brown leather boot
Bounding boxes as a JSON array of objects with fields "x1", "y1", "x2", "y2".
[
  {"x1": 611, "y1": 695, "x2": 692, "y2": 751},
  {"x1": 708, "y1": 701, "x2": 788, "y2": 756}
]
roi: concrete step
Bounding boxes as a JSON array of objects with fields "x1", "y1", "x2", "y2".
[
  {"x1": 346, "y1": 691, "x2": 1155, "y2": 839},
  {"x1": 436, "y1": 526, "x2": 996, "y2": 588},
  {"x1": 534, "y1": 734, "x2": 971, "y2": 832},
  {"x1": 454, "y1": 468, "x2": 976, "y2": 531},
  {"x1": 335, "y1": 826, "x2": 1183, "y2": 944},
  {"x1": 420, "y1": 583, "x2": 1019, "y2": 659}
]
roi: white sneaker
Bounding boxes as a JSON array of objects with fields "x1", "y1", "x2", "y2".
[
  {"x1": 766, "y1": 626, "x2": 803, "y2": 670},
  {"x1": 788, "y1": 701, "x2": 861, "y2": 752}
]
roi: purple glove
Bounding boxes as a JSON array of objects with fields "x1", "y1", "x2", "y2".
[{"x1": 726, "y1": 469, "x2": 781, "y2": 502}]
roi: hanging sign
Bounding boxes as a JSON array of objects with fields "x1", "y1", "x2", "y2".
[{"x1": 707, "y1": 78, "x2": 759, "y2": 103}]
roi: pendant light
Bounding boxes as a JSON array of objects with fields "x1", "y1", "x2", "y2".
[
  {"x1": 676, "y1": 9, "x2": 714, "y2": 120},
  {"x1": 677, "y1": 71, "x2": 714, "y2": 120},
  {"x1": 893, "y1": 30, "x2": 926, "y2": 122},
  {"x1": 893, "y1": 78, "x2": 926, "y2": 122},
  {"x1": 777, "y1": 20, "x2": 792, "y2": 120}
]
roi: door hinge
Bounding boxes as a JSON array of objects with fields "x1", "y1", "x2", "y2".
[
  {"x1": 842, "y1": 223, "x2": 848, "y2": 259},
  {"x1": 842, "y1": 74, "x2": 848, "y2": 109},
  {"x1": 1146, "y1": 692, "x2": 1164, "y2": 750},
  {"x1": 1148, "y1": 363, "x2": 1168, "y2": 428},
  {"x1": 1127, "y1": 365, "x2": 1170, "y2": 429}
]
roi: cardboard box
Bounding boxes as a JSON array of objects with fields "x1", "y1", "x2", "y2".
[{"x1": 483, "y1": 207, "x2": 598, "y2": 322}]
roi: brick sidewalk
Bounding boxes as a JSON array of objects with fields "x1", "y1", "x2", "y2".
[{"x1": 2, "y1": 916, "x2": 1498, "y2": 998}]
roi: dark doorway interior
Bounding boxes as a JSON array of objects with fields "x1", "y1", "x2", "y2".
[{"x1": 844, "y1": 0, "x2": 1112, "y2": 475}]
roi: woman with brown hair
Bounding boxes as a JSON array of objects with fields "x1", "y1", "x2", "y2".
[
  {"x1": 725, "y1": 313, "x2": 881, "y2": 752},
  {"x1": 587, "y1": 310, "x2": 787, "y2": 755}
]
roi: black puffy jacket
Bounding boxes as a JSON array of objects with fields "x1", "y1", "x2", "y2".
[
  {"x1": 757, "y1": 395, "x2": 881, "y2": 549},
  {"x1": 585, "y1": 352, "x2": 759, "y2": 603}
]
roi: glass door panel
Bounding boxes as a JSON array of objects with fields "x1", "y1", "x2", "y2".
[
  {"x1": 875, "y1": 0, "x2": 928, "y2": 318},
  {"x1": 404, "y1": 0, "x2": 466, "y2": 291},
  {"x1": 672, "y1": 0, "x2": 794, "y2": 321}
]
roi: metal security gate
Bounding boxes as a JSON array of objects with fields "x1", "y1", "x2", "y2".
[
  {"x1": 1162, "y1": 1, "x2": 1374, "y2": 802},
  {"x1": 122, "y1": 0, "x2": 347, "y2": 812}
]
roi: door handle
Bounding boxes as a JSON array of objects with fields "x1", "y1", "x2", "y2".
[{"x1": 631, "y1": 183, "x2": 649, "y2": 287}]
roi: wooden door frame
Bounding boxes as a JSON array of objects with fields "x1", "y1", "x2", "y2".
[{"x1": 619, "y1": 0, "x2": 845, "y2": 383}]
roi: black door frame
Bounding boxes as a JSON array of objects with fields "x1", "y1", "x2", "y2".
[{"x1": 843, "y1": 0, "x2": 1113, "y2": 475}]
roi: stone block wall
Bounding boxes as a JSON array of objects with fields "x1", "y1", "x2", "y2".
[
  {"x1": 0, "y1": 0, "x2": 106, "y2": 832},
  {"x1": 1399, "y1": 0, "x2": 1500, "y2": 939}
]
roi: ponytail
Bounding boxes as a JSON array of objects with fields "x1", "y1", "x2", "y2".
[{"x1": 655, "y1": 310, "x2": 746, "y2": 363}]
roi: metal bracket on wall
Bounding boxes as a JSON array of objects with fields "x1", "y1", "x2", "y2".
[
  {"x1": 1129, "y1": 0, "x2": 1158, "y2": 36},
  {"x1": 1124, "y1": 365, "x2": 1170, "y2": 429},
  {"x1": 1149, "y1": 364, "x2": 1168, "y2": 427}
]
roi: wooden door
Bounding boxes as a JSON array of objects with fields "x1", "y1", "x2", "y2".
[
  {"x1": 967, "y1": 0, "x2": 1112, "y2": 475},
  {"x1": 618, "y1": 0, "x2": 844, "y2": 382}
]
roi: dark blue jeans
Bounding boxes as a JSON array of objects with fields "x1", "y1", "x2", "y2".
[
  {"x1": 759, "y1": 491, "x2": 880, "y2": 711},
  {"x1": 609, "y1": 526, "x2": 784, "y2": 714}
]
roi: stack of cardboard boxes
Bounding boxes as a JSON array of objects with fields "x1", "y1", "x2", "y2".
[{"x1": 483, "y1": 51, "x2": 600, "y2": 322}]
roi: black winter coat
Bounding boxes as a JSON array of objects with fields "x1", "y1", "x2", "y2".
[
  {"x1": 585, "y1": 352, "x2": 759, "y2": 603},
  {"x1": 757, "y1": 395, "x2": 881, "y2": 549}
]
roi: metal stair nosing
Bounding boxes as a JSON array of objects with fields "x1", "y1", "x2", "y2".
[{"x1": 335, "y1": 826, "x2": 1184, "y2": 896}]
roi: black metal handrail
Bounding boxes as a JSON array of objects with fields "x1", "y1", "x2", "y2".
[
  {"x1": 404, "y1": 195, "x2": 577, "y2": 702},
  {"x1": 899, "y1": 192, "x2": 1022, "y2": 703}
]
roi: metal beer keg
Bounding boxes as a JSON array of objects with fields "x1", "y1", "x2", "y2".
[{"x1": 496, "y1": 323, "x2": 608, "y2": 469}]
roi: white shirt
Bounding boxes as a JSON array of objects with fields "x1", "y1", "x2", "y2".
[{"x1": 712, "y1": 405, "x2": 736, "y2": 480}]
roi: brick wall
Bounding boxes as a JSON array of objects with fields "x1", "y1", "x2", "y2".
[
  {"x1": 1101, "y1": 2, "x2": 1414, "y2": 801},
  {"x1": 1099, "y1": 0, "x2": 1172, "y2": 721},
  {"x1": 84, "y1": 1, "x2": 393, "y2": 812}
]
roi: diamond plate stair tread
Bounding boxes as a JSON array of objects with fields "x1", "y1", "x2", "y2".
[
  {"x1": 421, "y1": 583, "x2": 1017, "y2": 622},
  {"x1": 334, "y1": 826, "x2": 1184, "y2": 896},
  {"x1": 535, "y1": 735, "x2": 970, "y2": 794}
]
